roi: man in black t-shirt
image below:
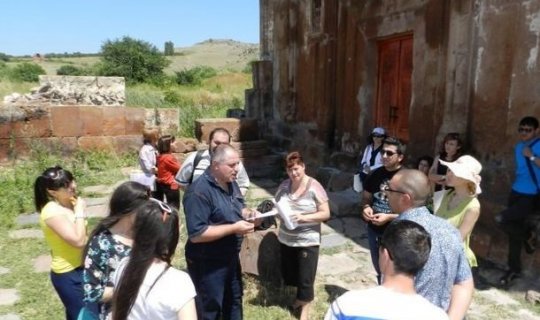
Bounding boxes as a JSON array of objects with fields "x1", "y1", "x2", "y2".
[{"x1": 361, "y1": 137, "x2": 405, "y2": 284}]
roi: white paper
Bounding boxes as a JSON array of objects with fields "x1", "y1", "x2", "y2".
[
  {"x1": 274, "y1": 198, "x2": 298, "y2": 230},
  {"x1": 246, "y1": 209, "x2": 278, "y2": 221}
]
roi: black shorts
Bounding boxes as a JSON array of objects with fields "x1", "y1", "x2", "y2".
[{"x1": 280, "y1": 243, "x2": 319, "y2": 302}]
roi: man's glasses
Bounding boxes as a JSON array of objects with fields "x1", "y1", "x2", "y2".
[
  {"x1": 381, "y1": 183, "x2": 406, "y2": 195},
  {"x1": 518, "y1": 127, "x2": 534, "y2": 133},
  {"x1": 150, "y1": 198, "x2": 173, "y2": 222},
  {"x1": 381, "y1": 150, "x2": 398, "y2": 157}
]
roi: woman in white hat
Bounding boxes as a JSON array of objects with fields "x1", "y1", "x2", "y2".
[{"x1": 434, "y1": 155, "x2": 482, "y2": 267}]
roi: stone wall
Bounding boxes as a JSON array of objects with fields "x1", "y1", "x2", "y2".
[
  {"x1": 0, "y1": 105, "x2": 180, "y2": 162},
  {"x1": 3, "y1": 76, "x2": 125, "y2": 106},
  {"x1": 249, "y1": 0, "x2": 540, "y2": 271}
]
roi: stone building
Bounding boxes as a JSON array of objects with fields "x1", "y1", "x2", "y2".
[{"x1": 246, "y1": 0, "x2": 540, "y2": 268}]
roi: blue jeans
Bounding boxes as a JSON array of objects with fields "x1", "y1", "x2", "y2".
[
  {"x1": 186, "y1": 255, "x2": 243, "y2": 320},
  {"x1": 50, "y1": 267, "x2": 85, "y2": 320},
  {"x1": 367, "y1": 226, "x2": 383, "y2": 284}
]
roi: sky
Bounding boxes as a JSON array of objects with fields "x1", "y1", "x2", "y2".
[{"x1": 0, "y1": 1, "x2": 259, "y2": 56}]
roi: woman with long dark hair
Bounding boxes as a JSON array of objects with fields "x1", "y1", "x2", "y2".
[
  {"x1": 82, "y1": 181, "x2": 150, "y2": 319},
  {"x1": 112, "y1": 200, "x2": 197, "y2": 320},
  {"x1": 35, "y1": 166, "x2": 89, "y2": 319},
  {"x1": 429, "y1": 132, "x2": 464, "y2": 191}
]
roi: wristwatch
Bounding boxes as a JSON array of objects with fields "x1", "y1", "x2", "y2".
[{"x1": 531, "y1": 156, "x2": 536, "y2": 161}]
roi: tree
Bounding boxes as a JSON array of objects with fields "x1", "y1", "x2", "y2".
[
  {"x1": 99, "y1": 36, "x2": 170, "y2": 83},
  {"x1": 164, "y1": 41, "x2": 175, "y2": 56}
]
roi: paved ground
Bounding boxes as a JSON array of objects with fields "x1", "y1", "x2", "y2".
[{"x1": 2, "y1": 177, "x2": 540, "y2": 319}]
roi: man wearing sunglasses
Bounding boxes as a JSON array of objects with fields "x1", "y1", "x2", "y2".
[
  {"x1": 361, "y1": 136, "x2": 405, "y2": 284},
  {"x1": 388, "y1": 169, "x2": 473, "y2": 320},
  {"x1": 183, "y1": 144, "x2": 257, "y2": 320},
  {"x1": 176, "y1": 127, "x2": 251, "y2": 196},
  {"x1": 496, "y1": 116, "x2": 540, "y2": 287}
]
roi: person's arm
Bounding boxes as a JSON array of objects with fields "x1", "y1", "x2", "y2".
[
  {"x1": 140, "y1": 146, "x2": 157, "y2": 174},
  {"x1": 361, "y1": 190, "x2": 374, "y2": 221},
  {"x1": 458, "y1": 206, "x2": 480, "y2": 241},
  {"x1": 371, "y1": 213, "x2": 398, "y2": 226},
  {"x1": 447, "y1": 278, "x2": 474, "y2": 320},
  {"x1": 296, "y1": 201, "x2": 330, "y2": 224},
  {"x1": 177, "y1": 298, "x2": 197, "y2": 320},
  {"x1": 165, "y1": 154, "x2": 181, "y2": 174},
  {"x1": 190, "y1": 221, "x2": 255, "y2": 243},
  {"x1": 428, "y1": 155, "x2": 446, "y2": 184},
  {"x1": 236, "y1": 162, "x2": 250, "y2": 196},
  {"x1": 523, "y1": 145, "x2": 540, "y2": 167},
  {"x1": 44, "y1": 199, "x2": 87, "y2": 248},
  {"x1": 83, "y1": 234, "x2": 110, "y2": 303}
]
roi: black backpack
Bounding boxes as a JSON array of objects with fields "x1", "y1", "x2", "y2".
[{"x1": 255, "y1": 199, "x2": 277, "y2": 231}]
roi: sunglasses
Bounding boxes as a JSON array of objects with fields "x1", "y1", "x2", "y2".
[
  {"x1": 372, "y1": 134, "x2": 385, "y2": 138},
  {"x1": 150, "y1": 198, "x2": 173, "y2": 222},
  {"x1": 381, "y1": 150, "x2": 398, "y2": 157},
  {"x1": 518, "y1": 127, "x2": 534, "y2": 133},
  {"x1": 381, "y1": 183, "x2": 406, "y2": 195}
]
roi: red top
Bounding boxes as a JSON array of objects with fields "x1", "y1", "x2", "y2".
[{"x1": 157, "y1": 153, "x2": 181, "y2": 190}]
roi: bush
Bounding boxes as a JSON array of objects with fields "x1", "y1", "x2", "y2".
[
  {"x1": 175, "y1": 66, "x2": 217, "y2": 86},
  {"x1": 0, "y1": 52, "x2": 10, "y2": 62},
  {"x1": 56, "y1": 65, "x2": 84, "y2": 76},
  {"x1": 10, "y1": 62, "x2": 46, "y2": 82},
  {"x1": 99, "y1": 36, "x2": 170, "y2": 83}
]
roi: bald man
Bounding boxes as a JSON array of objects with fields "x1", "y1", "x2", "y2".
[{"x1": 384, "y1": 169, "x2": 473, "y2": 320}]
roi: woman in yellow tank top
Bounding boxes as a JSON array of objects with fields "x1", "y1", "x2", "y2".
[
  {"x1": 435, "y1": 155, "x2": 482, "y2": 268},
  {"x1": 35, "y1": 166, "x2": 90, "y2": 319}
]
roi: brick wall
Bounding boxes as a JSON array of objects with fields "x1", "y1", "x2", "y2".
[{"x1": 0, "y1": 105, "x2": 148, "y2": 161}]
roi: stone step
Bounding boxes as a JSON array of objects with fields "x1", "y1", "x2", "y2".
[{"x1": 242, "y1": 154, "x2": 283, "y2": 179}]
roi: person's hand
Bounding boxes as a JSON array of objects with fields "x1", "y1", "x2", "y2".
[
  {"x1": 523, "y1": 146, "x2": 533, "y2": 158},
  {"x1": 73, "y1": 197, "x2": 86, "y2": 219},
  {"x1": 371, "y1": 213, "x2": 392, "y2": 226},
  {"x1": 242, "y1": 208, "x2": 257, "y2": 220},
  {"x1": 362, "y1": 206, "x2": 374, "y2": 222},
  {"x1": 290, "y1": 212, "x2": 306, "y2": 223},
  {"x1": 234, "y1": 220, "x2": 255, "y2": 235}
]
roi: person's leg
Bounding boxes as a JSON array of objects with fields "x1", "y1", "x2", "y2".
[
  {"x1": 295, "y1": 246, "x2": 319, "y2": 320},
  {"x1": 163, "y1": 185, "x2": 180, "y2": 209},
  {"x1": 280, "y1": 243, "x2": 299, "y2": 287},
  {"x1": 50, "y1": 268, "x2": 85, "y2": 320},
  {"x1": 187, "y1": 257, "x2": 228, "y2": 320},
  {"x1": 367, "y1": 226, "x2": 382, "y2": 284},
  {"x1": 154, "y1": 182, "x2": 166, "y2": 202},
  {"x1": 222, "y1": 257, "x2": 243, "y2": 320}
]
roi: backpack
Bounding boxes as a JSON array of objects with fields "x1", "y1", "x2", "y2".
[
  {"x1": 255, "y1": 199, "x2": 277, "y2": 231},
  {"x1": 189, "y1": 150, "x2": 205, "y2": 184}
]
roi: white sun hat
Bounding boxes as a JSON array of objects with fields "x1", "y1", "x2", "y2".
[{"x1": 439, "y1": 155, "x2": 482, "y2": 195}]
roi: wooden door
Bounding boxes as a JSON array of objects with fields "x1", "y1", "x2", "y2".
[{"x1": 375, "y1": 35, "x2": 413, "y2": 142}]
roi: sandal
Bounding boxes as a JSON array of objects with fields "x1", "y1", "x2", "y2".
[
  {"x1": 499, "y1": 271, "x2": 521, "y2": 287},
  {"x1": 524, "y1": 231, "x2": 537, "y2": 254}
]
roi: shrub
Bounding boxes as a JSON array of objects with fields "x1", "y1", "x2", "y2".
[
  {"x1": 0, "y1": 52, "x2": 10, "y2": 62},
  {"x1": 175, "y1": 66, "x2": 217, "y2": 86},
  {"x1": 99, "y1": 36, "x2": 170, "y2": 83},
  {"x1": 56, "y1": 65, "x2": 84, "y2": 76},
  {"x1": 10, "y1": 62, "x2": 46, "y2": 82}
]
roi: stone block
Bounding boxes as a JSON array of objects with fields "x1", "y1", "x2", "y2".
[
  {"x1": 50, "y1": 106, "x2": 82, "y2": 136},
  {"x1": 239, "y1": 229, "x2": 281, "y2": 283},
  {"x1": 39, "y1": 137, "x2": 78, "y2": 155},
  {"x1": 112, "y1": 135, "x2": 141, "y2": 153},
  {"x1": 102, "y1": 107, "x2": 126, "y2": 135},
  {"x1": 470, "y1": 228, "x2": 491, "y2": 259},
  {"x1": 32, "y1": 255, "x2": 52, "y2": 273},
  {"x1": 316, "y1": 167, "x2": 341, "y2": 190},
  {"x1": 328, "y1": 189, "x2": 361, "y2": 217},
  {"x1": 173, "y1": 138, "x2": 198, "y2": 153},
  {"x1": 327, "y1": 171, "x2": 354, "y2": 192},
  {"x1": 125, "y1": 107, "x2": 146, "y2": 135},
  {"x1": 196, "y1": 118, "x2": 259, "y2": 142},
  {"x1": 329, "y1": 152, "x2": 358, "y2": 172},
  {"x1": 79, "y1": 106, "x2": 103, "y2": 136},
  {"x1": 10, "y1": 115, "x2": 52, "y2": 138},
  {"x1": 78, "y1": 136, "x2": 114, "y2": 151},
  {"x1": 0, "y1": 289, "x2": 19, "y2": 306}
]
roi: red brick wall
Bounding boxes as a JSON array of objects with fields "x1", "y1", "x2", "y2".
[{"x1": 0, "y1": 105, "x2": 146, "y2": 161}]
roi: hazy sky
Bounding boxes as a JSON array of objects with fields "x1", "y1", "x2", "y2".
[{"x1": 1, "y1": 1, "x2": 259, "y2": 56}]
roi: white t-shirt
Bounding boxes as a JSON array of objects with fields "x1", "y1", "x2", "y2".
[
  {"x1": 324, "y1": 286, "x2": 449, "y2": 320},
  {"x1": 112, "y1": 259, "x2": 196, "y2": 320}
]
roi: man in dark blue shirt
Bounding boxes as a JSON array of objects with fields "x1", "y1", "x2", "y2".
[{"x1": 183, "y1": 144, "x2": 256, "y2": 320}]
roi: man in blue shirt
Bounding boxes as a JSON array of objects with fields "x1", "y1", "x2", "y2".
[
  {"x1": 386, "y1": 169, "x2": 473, "y2": 320},
  {"x1": 496, "y1": 116, "x2": 540, "y2": 286},
  {"x1": 183, "y1": 144, "x2": 256, "y2": 320}
]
